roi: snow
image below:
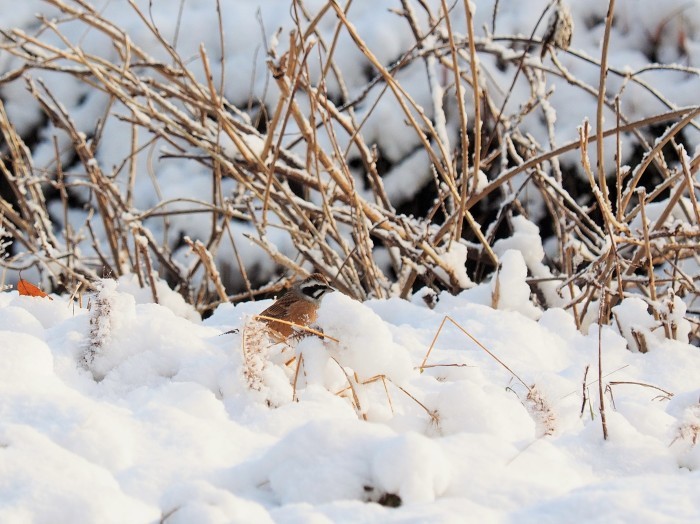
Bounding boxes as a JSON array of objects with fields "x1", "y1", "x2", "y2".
[
  {"x1": 1, "y1": 0, "x2": 700, "y2": 521},
  {"x1": 490, "y1": 249, "x2": 541, "y2": 319},
  {"x1": 1, "y1": 270, "x2": 699, "y2": 522}
]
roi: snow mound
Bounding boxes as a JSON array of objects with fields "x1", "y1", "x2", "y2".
[
  {"x1": 316, "y1": 292, "x2": 414, "y2": 385},
  {"x1": 1, "y1": 273, "x2": 699, "y2": 522}
]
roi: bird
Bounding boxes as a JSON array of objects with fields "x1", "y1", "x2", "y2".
[{"x1": 257, "y1": 273, "x2": 335, "y2": 341}]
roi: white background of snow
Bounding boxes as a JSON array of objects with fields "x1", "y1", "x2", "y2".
[
  {"x1": 2, "y1": 0, "x2": 700, "y2": 290},
  {"x1": 2, "y1": 260, "x2": 699, "y2": 522},
  {"x1": 1, "y1": 0, "x2": 700, "y2": 522}
]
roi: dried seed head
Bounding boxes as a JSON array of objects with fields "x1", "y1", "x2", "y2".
[{"x1": 541, "y1": 0, "x2": 574, "y2": 58}]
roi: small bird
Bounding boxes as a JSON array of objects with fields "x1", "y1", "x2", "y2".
[{"x1": 257, "y1": 273, "x2": 334, "y2": 341}]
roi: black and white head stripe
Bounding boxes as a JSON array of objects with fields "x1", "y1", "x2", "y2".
[
  {"x1": 297, "y1": 273, "x2": 334, "y2": 302},
  {"x1": 301, "y1": 283, "x2": 332, "y2": 300}
]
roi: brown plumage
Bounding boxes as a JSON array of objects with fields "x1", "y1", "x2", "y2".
[{"x1": 258, "y1": 273, "x2": 334, "y2": 341}]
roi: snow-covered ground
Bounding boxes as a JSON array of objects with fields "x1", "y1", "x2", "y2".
[
  {"x1": 1, "y1": 0, "x2": 700, "y2": 522},
  {"x1": 2, "y1": 0, "x2": 700, "y2": 291},
  {"x1": 2, "y1": 251, "x2": 700, "y2": 522}
]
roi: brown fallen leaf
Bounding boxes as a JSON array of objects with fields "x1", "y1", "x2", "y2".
[{"x1": 17, "y1": 279, "x2": 53, "y2": 300}]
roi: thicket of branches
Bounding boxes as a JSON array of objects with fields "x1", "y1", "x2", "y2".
[{"x1": 0, "y1": 0, "x2": 698, "y2": 345}]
